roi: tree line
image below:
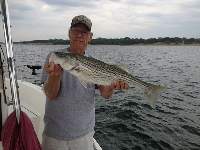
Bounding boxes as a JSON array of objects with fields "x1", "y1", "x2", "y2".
[{"x1": 17, "y1": 37, "x2": 200, "y2": 45}]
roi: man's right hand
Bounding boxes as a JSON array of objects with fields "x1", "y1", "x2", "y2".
[
  {"x1": 43, "y1": 62, "x2": 63, "y2": 100},
  {"x1": 44, "y1": 62, "x2": 63, "y2": 77}
]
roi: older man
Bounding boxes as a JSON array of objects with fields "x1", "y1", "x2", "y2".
[{"x1": 41, "y1": 15, "x2": 128, "y2": 150}]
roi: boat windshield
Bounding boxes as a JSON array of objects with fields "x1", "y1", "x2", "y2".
[
  {"x1": 0, "y1": 7, "x2": 6, "y2": 51},
  {"x1": 0, "y1": 1, "x2": 7, "y2": 64},
  {"x1": 0, "y1": 5, "x2": 9, "y2": 83}
]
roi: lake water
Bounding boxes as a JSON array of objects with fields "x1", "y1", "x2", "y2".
[{"x1": 8, "y1": 44, "x2": 200, "y2": 150}]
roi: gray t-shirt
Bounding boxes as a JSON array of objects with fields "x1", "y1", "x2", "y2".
[{"x1": 41, "y1": 49, "x2": 95, "y2": 140}]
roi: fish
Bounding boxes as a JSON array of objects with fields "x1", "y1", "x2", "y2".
[{"x1": 49, "y1": 52, "x2": 165, "y2": 107}]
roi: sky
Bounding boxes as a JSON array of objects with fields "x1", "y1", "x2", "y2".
[{"x1": 0, "y1": 0, "x2": 200, "y2": 41}]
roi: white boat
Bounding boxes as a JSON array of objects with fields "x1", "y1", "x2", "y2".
[
  {"x1": 0, "y1": 0, "x2": 102, "y2": 149},
  {"x1": 0, "y1": 79, "x2": 102, "y2": 150}
]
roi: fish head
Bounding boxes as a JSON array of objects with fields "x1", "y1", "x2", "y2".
[{"x1": 49, "y1": 52, "x2": 77, "y2": 70}]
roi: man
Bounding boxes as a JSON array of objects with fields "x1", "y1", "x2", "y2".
[{"x1": 41, "y1": 15, "x2": 128, "y2": 150}]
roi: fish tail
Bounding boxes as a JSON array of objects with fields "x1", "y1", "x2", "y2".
[{"x1": 144, "y1": 84, "x2": 165, "y2": 108}]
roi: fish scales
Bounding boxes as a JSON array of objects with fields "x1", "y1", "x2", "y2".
[{"x1": 49, "y1": 52, "x2": 165, "y2": 107}]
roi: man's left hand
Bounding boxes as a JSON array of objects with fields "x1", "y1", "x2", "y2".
[
  {"x1": 111, "y1": 80, "x2": 129, "y2": 90},
  {"x1": 98, "y1": 80, "x2": 129, "y2": 99}
]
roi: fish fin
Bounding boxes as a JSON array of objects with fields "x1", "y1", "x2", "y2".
[
  {"x1": 144, "y1": 84, "x2": 166, "y2": 108},
  {"x1": 87, "y1": 55, "x2": 93, "y2": 58},
  {"x1": 111, "y1": 64, "x2": 129, "y2": 72},
  {"x1": 70, "y1": 64, "x2": 88, "y2": 88},
  {"x1": 69, "y1": 63, "x2": 80, "y2": 71},
  {"x1": 117, "y1": 64, "x2": 129, "y2": 72},
  {"x1": 80, "y1": 80, "x2": 88, "y2": 88}
]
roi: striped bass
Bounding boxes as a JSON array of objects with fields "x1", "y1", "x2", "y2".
[{"x1": 49, "y1": 52, "x2": 165, "y2": 106}]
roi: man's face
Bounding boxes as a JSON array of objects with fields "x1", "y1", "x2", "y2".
[{"x1": 69, "y1": 24, "x2": 92, "y2": 53}]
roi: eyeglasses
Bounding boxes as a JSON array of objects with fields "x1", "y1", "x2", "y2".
[{"x1": 70, "y1": 28, "x2": 90, "y2": 36}]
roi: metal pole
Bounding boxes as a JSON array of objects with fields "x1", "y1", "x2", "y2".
[{"x1": 0, "y1": 0, "x2": 21, "y2": 123}]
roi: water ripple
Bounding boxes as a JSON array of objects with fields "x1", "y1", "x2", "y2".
[{"x1": 11, "y1": 44, "x2": 200, "y2": 150}]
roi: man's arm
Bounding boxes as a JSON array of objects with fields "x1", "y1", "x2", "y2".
[
  {"x1": 43, "y1": 75, "x2": 61, "y2": 100},
  {"x1": 43, "y1": 63, "x2": 63, "y2": 100},
  {"x1": 98, "y1": 80, "x2": 129, "y2": 99}
]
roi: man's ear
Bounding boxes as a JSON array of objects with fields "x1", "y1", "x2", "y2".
[
  {"x1": 88, "y1": 32, "x2": 93, "y2": 43},
  {"x1": 68, "y1": 29, "x2": 71, "y2": 39}
]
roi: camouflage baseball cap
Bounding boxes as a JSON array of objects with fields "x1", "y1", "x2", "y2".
[{"x1": 71, "y1": 15, "x2": 92, "y2": 31}]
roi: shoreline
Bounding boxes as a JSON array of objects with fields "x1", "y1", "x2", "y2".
[{"x1": 12, "y1": 43, "x2": 200, "y2": 46}]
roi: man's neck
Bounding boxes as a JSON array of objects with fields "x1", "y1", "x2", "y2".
[{"x1": 68, "y1": 47, "x2": 85, "y2": 55}]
